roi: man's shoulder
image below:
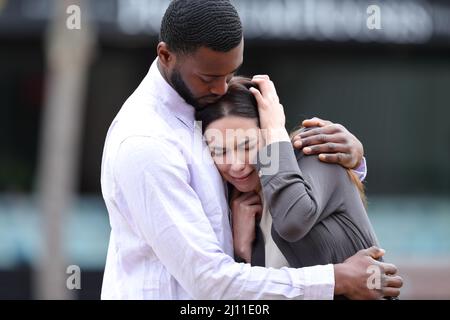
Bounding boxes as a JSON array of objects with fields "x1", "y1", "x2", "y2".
[
  {"x1": 106, "y1": 97, "x2": 175, "y2": 146},
  {"x1": 118, "y1": 134, "x2": 178, "y2": 157},
  {"x1": 104, "y1": 109, "x2": 182, "y2": 171},
  {"x1": 108, "y1": 133, "x2": 188, "y2": 187}
]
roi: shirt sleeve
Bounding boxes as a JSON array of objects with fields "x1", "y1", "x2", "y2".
[
  {"x1": 113, "y1": 136, "x2": 335, "y2": 300},
  {"x1": 352, "y1": 157, "x2": 367, "y2": 181},
  {"x1": 256, "y1": 141, "x2": 350, "y2": 243}
]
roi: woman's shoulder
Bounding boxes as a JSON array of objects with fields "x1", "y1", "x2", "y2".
[
  {"x1": 295, "y1": 150, "x2": 343, "y2": 171},
  {"x1": 294, "y1": 147, "x2": 349, "y2": 185}
]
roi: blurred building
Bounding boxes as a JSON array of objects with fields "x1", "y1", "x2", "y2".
[{"x1": 0, "y1": 0, "x2": 449, "y2": 299}]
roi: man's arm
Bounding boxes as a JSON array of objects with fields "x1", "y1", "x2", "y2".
[{"x1": 114, "y1": 136, "x2": 334, "y2": 300}]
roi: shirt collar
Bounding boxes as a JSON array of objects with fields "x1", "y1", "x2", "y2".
[{"x1": 147, "y1": 58, "x2": 195, "y2": 130}]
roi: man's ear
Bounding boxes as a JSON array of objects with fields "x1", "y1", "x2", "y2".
[{"x1": 157, "y1": 42, "x2": 175, "y2": 69}]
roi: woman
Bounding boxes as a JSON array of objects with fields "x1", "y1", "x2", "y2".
[{"x1": 195, "y1": 76, "x2": 381, "y2": 278}]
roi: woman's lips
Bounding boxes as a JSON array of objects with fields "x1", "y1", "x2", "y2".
[{"x1": 231, "y1": 171, "x2": 253, "y2": 182}]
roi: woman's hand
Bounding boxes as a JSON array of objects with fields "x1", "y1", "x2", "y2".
[
  {"x1": 250, "y1": 75, "x2": 290, "y2": 145},
  {"x1": 230, "y1": 189, "x2": 262, "y2": 263}
]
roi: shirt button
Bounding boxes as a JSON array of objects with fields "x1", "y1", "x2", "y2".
[{"x1": 258, "y1": 170, "x2": 263, "y2": 177}]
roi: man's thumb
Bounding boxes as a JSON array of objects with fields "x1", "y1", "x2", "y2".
[{"x1": 365, "y1": 246, "x2": 385, "y2": 259}]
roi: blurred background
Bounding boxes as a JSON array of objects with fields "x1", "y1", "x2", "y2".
[{"x1": 0, "y1": 0, "x2": 449, "y2": 299}]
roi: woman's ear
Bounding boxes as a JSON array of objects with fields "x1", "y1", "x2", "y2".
[{"x1": 157, "y1": 42, "x2": 175, "y2": 69}]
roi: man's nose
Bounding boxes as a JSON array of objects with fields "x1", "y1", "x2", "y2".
[{"x1": 210, "y1": 79, "x2": 228, "y2": 96}]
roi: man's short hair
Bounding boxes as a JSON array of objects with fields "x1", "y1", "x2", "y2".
[{"x1": 159, "y1": 0, "x2": 243, "y2": 54}]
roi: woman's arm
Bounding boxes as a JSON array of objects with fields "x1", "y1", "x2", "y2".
[
  {"x1": 256, "y1": 140, "x2": 346, "y2": 243},
  {"x1": 249, "y1": 76, "x2": 347, "y2": 243}
]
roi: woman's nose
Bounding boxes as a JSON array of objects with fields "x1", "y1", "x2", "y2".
[{"x1": 230, "y1": 160, "x2": 246, "y2": 173}]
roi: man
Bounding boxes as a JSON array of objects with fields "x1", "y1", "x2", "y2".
[{"x1": 100, "y1": 0, "x2": 402, "y2": 299}]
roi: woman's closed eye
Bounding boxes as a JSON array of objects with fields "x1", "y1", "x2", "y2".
[
  {"x1": 238, "y1": 140, "x2": 256, "y2": 151},
  {"x1": 211, "y1": 147, "x2": 227, "y2": 157}
]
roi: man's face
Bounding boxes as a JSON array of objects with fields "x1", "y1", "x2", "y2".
[{"x1": 169, "y1": 39, "x2": 244, "y2": 109}]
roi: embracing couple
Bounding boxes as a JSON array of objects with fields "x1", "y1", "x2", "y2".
[{"x1": 100, "y1": 0, "x2": 402, "y2": 299}]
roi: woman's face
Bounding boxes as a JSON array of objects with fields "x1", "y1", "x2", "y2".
[{"x1": 204, "y1": 116, "x2": 262, "y2": 193}]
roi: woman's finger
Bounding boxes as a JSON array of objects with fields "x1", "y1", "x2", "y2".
[
  {"x1": 242, "y1": 194, "x2": 262, "y2": 206},
  {"x1": 252, "y1": 74, "x2": 270, "y2": 80},
  {"x1": 238, "y1": 191, "x2": 258, "y2": 201},
  {"x1": 232, "y1": 191, "x2": 255, "y2": 205},
  {"x1": 249, "y1": 87, "x2": 264, "y2": 107},
  {"x1": 250, "y1": 204, "x2": 263, "y2": 214},
  {"x1": 252, "y1": 205, "x2": 263, "y2": 219},
  {"x1": 251, "y1": 77, "x2": 277, "y2": 100}
]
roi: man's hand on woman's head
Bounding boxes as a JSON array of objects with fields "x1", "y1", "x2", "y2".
[{"x1": 291, "y1": 117, "x2": 364, "y2": 169}]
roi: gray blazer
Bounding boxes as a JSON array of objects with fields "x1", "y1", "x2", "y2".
[{"x1": 251, "y1": 141, "x2": 380, "y2": 268}]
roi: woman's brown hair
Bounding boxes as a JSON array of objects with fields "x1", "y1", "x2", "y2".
[{"x1": 195, "y1": 76, "x2": 260, "y2": 134}]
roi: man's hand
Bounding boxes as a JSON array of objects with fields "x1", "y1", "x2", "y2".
[
  {"x1": 230, "y1": 189, "x2": 262, "y2": 263},
  {"x1": 334, "y1": 246, "x2": 403, "y2": 300},
  {"x1": 292, "y1": 117, "x2": 364, "y2": 169}
]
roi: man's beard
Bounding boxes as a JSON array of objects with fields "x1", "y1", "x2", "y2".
[
  {"x1": 170, "y1": 69, "x2": 221, "y2": 110},
  {"x1": 170, "y1": 69, "x2": 202, "y2": 110}
]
